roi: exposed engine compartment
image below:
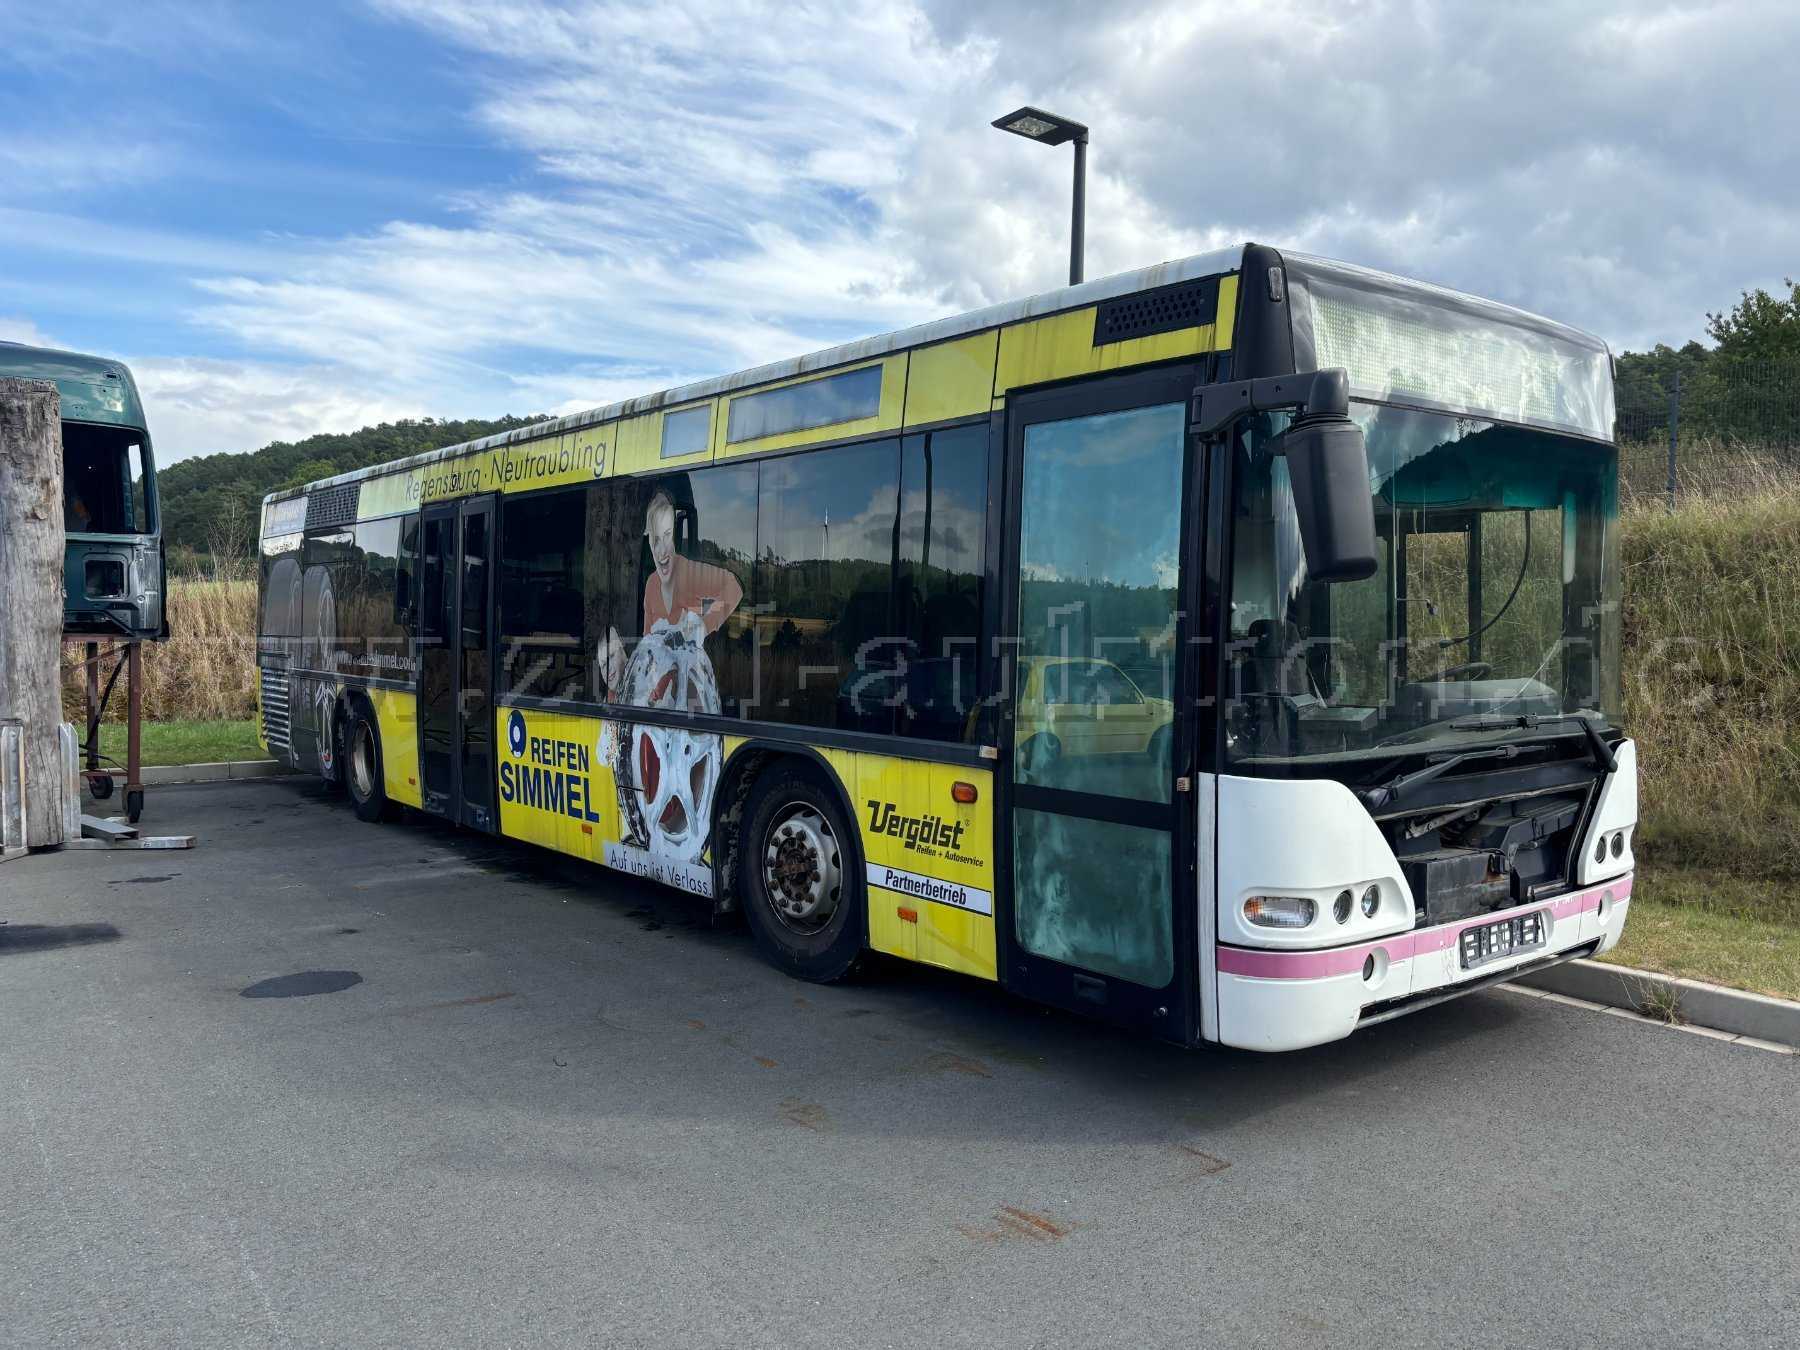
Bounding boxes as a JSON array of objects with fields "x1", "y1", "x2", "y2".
[{"x1": 1383, "y1": 784, "x2": 1595, "y2": 927}]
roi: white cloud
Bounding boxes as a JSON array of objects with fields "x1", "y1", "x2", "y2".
[
  {"x1": 21, "y1": 0, "x2": 1800, "y2": 463},
  {"x1": 128, "y1": 0, "x2": 987, "y2": 460},
  {"x1": 128, "y1": 352, "x2": 708, "y2": 461},
  {"x1": 0, "y1": 136, "x2": 170, "y2": 197},
  {"x1": 129, "y1": 358, "x2": 432, "y2": 460},
  {"x1": 887, "y1": 0, "x2": 1800, "y2": 351},
  {"x1": 0, "y1": 315, "x2": 56, "y2": 347}
]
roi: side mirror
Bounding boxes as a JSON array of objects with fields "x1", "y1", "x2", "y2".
[
  {"x1": 1189, "y1": 365, "x2": 1379, "y2": 584},
  {"x1": 1279, "y1": 409, "x2": 1378, "y2": 583}
]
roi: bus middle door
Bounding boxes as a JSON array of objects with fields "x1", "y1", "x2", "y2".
[{"x1": 417, "y1": 495, "x2": 497, "y2": 831}]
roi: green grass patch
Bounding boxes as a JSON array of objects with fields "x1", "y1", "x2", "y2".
[
  {"x1": 1599, "y1": 865, "x2": 1800, "y2": 1002},
  {"x1": 92, "y1": 719, "x2": 264, "y2": 768}
]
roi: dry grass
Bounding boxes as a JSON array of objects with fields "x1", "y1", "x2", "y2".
[
  {"x1": 1619, "y1": 462, "x2": 1800, "y2": 891},
  {"x1": 62, "y1": 570, "x2": 258, "y2": 724},
  {"x1": 1621, "y1": 437, "x2": 1800, "y2": 510}
]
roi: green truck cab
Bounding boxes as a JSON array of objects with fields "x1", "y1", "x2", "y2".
[{"x1": 0, "y1": 341, "x2": 166, "y2": 640}]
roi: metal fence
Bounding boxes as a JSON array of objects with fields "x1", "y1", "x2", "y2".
[{"x1": 1616, "y1": 360, "x2": 1800, "y2": 507}]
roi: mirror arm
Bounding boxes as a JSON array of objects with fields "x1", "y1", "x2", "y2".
[{"x1": 1189, "y1": 368, "x2": 1350, "y2": 438}]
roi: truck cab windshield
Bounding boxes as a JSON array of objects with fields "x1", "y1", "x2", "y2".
[
  {"x1": 1225, "y1": 402, "x2": 1622, "y2": 769},
  {"x1": 63, "y1": 422, "x2": 150, "y2": 536}
]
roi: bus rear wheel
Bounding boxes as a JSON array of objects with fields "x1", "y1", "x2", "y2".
[
  {"x1": 739, "y1": 763, "x2": 864, "y2": 983},
  {"x1": 346, "y1": 705, "x2": 390, "y2": 823}
]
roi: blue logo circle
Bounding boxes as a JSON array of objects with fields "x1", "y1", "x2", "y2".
[{"x1": 508, "y1": 710, "x2": 527, "y2": 758}]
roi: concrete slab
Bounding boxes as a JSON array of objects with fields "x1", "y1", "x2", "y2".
[{"x1": 137, "y1": 759, "x2": 296, "y2": 786}]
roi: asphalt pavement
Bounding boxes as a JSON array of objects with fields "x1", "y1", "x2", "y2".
[{"x1": 2, "y1": 779, "x2": 1795, "y2": 1349}]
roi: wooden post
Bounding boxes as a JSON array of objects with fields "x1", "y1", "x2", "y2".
[{"x1": 0, "y1": 377, "x2": 69, "y2": 847}]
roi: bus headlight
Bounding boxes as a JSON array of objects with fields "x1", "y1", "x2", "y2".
[
  {"x1": 1360, "y1": 884, "x2": 1380, "y2": 918},
  {"x1": 1244, "y1": 896, "x2": 1317, "y2": 929}
]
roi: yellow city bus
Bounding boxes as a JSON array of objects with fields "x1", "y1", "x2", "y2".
[{"x1": 257, "y1": 244, "x2": 1637, "y2": 1050}]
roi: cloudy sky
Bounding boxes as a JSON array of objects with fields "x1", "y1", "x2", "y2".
[{"x1": 1, "y1": 0, "x2": 1793, "y2": 464}]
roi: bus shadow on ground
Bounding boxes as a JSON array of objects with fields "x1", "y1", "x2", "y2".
[
  {"x1": 0, "y1": 921, "x2": 122, "y2": 955},
  {"x1": 272, "y1": 779, "x2": 1538, "y2": 1142}
]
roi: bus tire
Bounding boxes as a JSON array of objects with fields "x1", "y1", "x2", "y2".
[
  {"x1": 345, "y1": 704, "x2": 390, "y2": 824},
  {"x1": 738, "y1": 762, "x2": 864, "y2": 983}
]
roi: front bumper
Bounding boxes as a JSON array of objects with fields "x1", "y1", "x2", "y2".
[{"x1": 1214, "y1": 873, "x2": 1633, "y2": 1051}]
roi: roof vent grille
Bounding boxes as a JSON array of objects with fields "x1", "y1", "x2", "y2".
[
  {"x1": 1092, "y1": 276, "x2": 1220, "y2": 346},
  {"x1": 304, "y1": 482, "x2": 360, "y2": 531}
]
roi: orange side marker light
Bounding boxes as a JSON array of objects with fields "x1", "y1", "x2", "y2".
[
  {"x1": 951, "y1": 781, "x2": 978, "y2": 804},
  {"x1": 898, "y1": 906, "x2": 919, "y2": 924}
]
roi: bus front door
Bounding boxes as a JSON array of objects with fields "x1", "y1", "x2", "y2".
[
  {"x1": 417, "y1": 495, "x2": 497, "y2": 831},
  {"x1": 1000, "y1": 367, "x2": 1200, "y2": 1042}
]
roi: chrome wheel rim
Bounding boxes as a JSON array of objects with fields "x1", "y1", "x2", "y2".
[
  {"x1": 351, "y1": 723, "x2": 376, "y2": 799},
  {"x1": 762, "y1": 803, "x2": 842, "y2": 935}
]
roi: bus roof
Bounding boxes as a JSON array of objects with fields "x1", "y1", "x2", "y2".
[
  {"x1": 0, "y1": 341, "x2": 147, "y2": 430},
  {"x1": 270, "y1": 243, "x2": 1244, "y2": 503},
  {"x1": 270, "y1": 242, "x2": 1613, "y2": 503}
]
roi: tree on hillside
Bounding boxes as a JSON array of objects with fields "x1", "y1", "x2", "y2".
[
  {"x1": 1615, "y1": 278, "x2": 1800, "y2": 445},
  {"x1": 280, "y1": 458, "x2": 339, "y2": 491},
  {"x1": 157, "y1": 414, "x2": 546, "y2": 556},
  {"x1": 1706, "y1": 279, "x2": 1800, "y2": 364},
  {"x1": 1614, "y1": 340, "x2": 1711, "y2": 414},
  {"x1": 205, "y1": 489, "x2": 257, "y2": 579}
]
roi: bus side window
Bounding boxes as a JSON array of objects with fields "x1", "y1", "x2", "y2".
[
  {"x1": 394, "y1": 515, "x2": 418, "y2": 630},
  {"x1": 420, "y1": 517, "x2": 447, "y2": 642},
  {"x1": 752, "y1": 439, "x2": 899, "y2": 731},
  {"x1": 498, "y1": 487, "x2": 589, "y2": 702},
  {"x1": 896, "y1": 424, "x2": 987, "y2": 742}
]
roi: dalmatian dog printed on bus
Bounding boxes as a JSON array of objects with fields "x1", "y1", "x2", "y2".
[{"x1": 599, "y1": 489, "x2": 743, "y2": 864}]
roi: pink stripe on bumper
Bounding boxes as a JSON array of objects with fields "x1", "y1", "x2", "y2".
[{"x1": 1216, "y1": 873, "x2": 1631, "y2": 980}]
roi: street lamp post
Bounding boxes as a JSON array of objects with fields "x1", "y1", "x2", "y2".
[{"x1": 991, "y1": 105, "x2": 1090, "y2": 286}]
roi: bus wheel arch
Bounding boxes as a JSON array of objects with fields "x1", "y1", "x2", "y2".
[
  {"x1": 714, "y1": 744, "x2": 867, "y2": 981},
  {"x1": 711, "y1": 747, "x2": 774, "y2": 916}
]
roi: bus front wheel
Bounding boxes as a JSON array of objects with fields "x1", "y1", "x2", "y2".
[
  {"x1": 739, "y1": 763, "x2": 864, "y2": 983},
  {"x1": 345, "y1": 705, "x2": 390, "y2": 823}
]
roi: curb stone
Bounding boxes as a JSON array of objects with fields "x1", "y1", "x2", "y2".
[
  {"x1": 129, "y1": 760, "x2": 298, "y2": 786},
  {"x1": 1515, "y1": 958, "x2": 1800, "y2": 1050}
]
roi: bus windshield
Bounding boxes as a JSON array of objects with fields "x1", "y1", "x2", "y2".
[{"x1": 1225, "y1": 402, "x2": 1622, "y2": 768}]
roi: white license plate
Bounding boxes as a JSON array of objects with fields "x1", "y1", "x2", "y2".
[{"x1": 1459, "y1": 911, "x2": 1546, "y2": 970}]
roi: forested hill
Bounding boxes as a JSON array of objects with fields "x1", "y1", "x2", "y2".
[{"x1": 159, "y1": 414, "x2": 543, "y2": 559}]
